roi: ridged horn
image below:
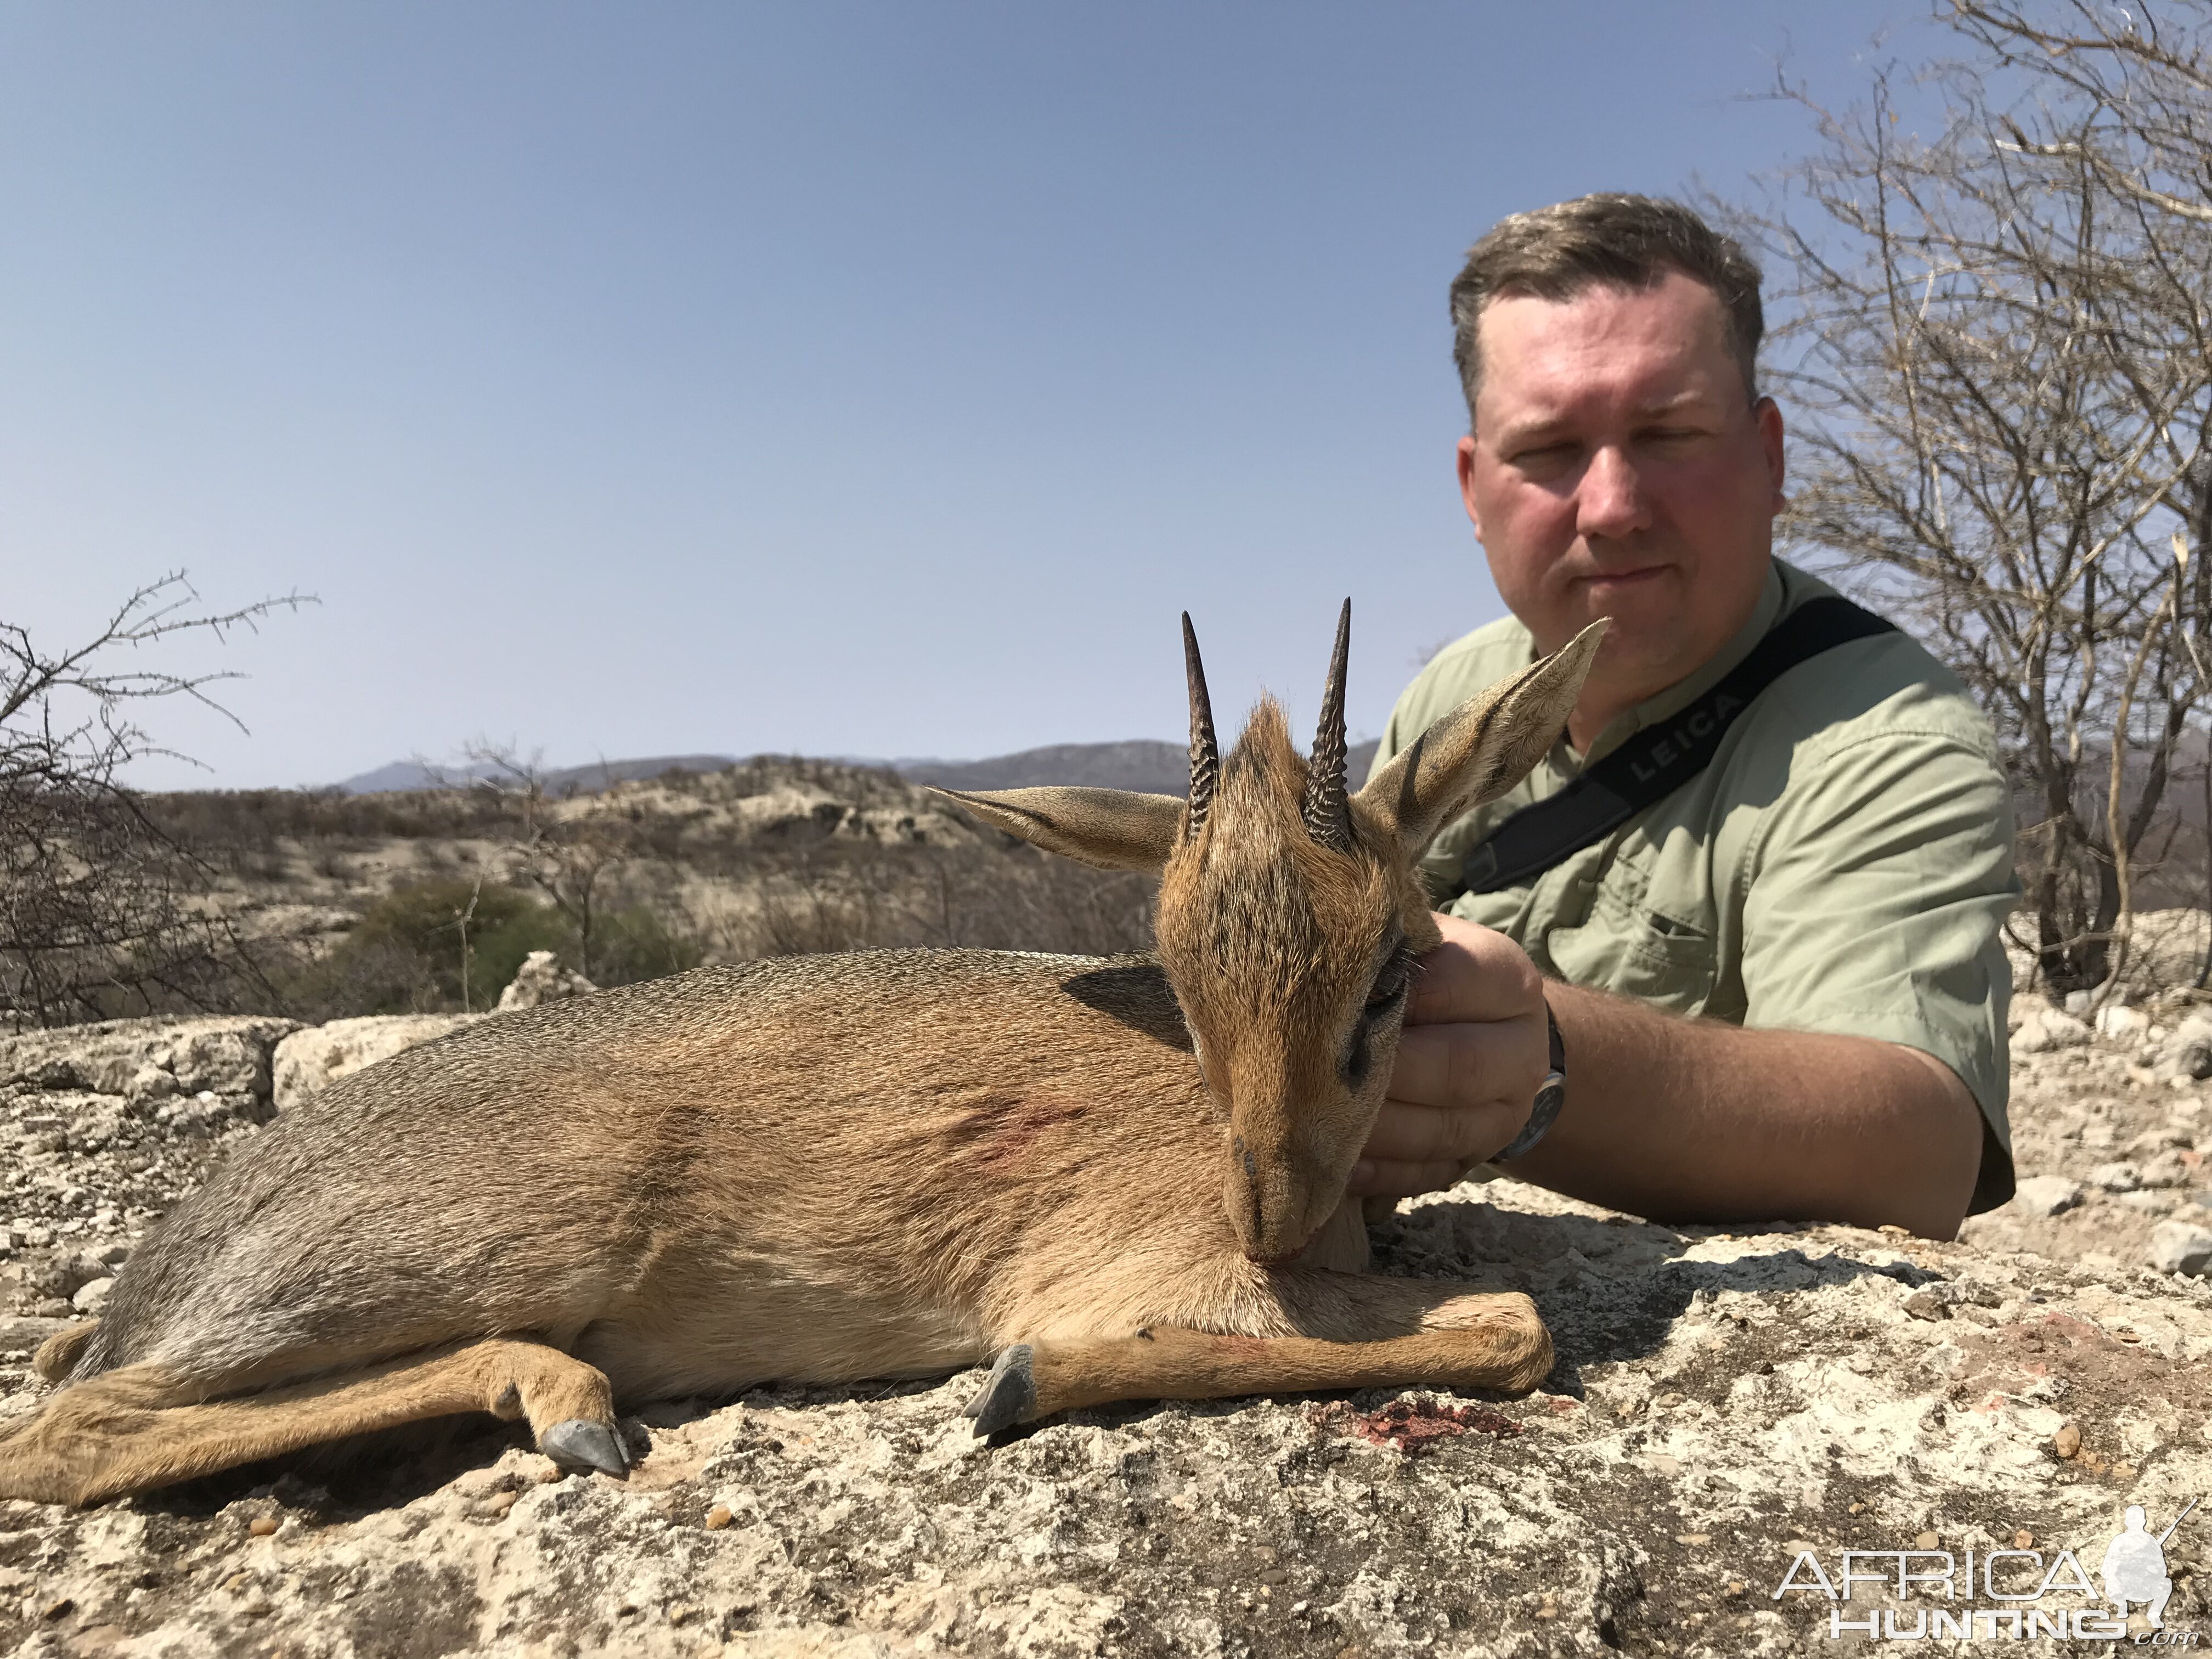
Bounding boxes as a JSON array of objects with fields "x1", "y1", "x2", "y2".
[
  {"x1": 1302, "y1": 598, "x2": 1353, "y2": 852},
  {"x1": 1182, "y1": 612, "x2": 1218, "y2": 838}
]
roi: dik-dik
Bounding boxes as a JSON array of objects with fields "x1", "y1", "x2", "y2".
[{"x1": 0, "y1": 606, "x2": 1602, "y2": 1506}]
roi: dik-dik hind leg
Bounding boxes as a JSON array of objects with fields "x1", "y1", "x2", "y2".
[
  {"x1": 0, "y1": 1337, "x2": 624, "y2": 1507},
  {"x1": 33, "y1": 1319, "x2": 98, "y2": 1381},
  {"x1": 964, "y1": 1272, "x2": 1551, "y2": 1434}
]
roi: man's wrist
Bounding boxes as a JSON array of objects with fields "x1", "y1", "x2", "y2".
[{"x1": 1496, "y1": 1000, "x2": 1565, "y2": 1161}]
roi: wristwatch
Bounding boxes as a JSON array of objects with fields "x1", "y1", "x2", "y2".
[{"x1": 1497, "y1": 1001, "x2": 1566, "y2": 1161}]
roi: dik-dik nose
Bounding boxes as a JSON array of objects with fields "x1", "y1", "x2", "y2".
[{"x1": 1226, "y1": 1133, "x2": 1328, "y2": 1265}]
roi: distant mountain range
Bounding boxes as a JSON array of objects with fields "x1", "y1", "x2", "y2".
[
  {"x1": 336, "y1": 738, "x2": 1383, "y2": 798},
  {"x1": 335, "y1": 754, "x2": 746, "y2": 795},
  {"x1": 899, "y1": 742, "x2": 1193, "y2": 795}
]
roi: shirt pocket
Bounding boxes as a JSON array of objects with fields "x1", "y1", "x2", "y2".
[{"x1": 1544, "y1": 862, "x2": 1722, "y2": 1018}]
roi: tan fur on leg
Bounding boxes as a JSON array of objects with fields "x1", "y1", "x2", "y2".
[
  {"x1": 1267, "y1": 1272, "x2": 1550, "y2": 1347},
  {"x1": 0, "y1": 1338, "x2": 614, "y2": 1506},
  {"x1": 32, "y1": 1321, "x2": 98, "y2": 1383},
  {"x1": 1018, "y1": 1304, "x2": 1553, "y2": 1421}
]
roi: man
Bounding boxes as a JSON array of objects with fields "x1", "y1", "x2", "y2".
[{"x1": 1351, "y1": 194, "x2": 2016, "y2": 1239}]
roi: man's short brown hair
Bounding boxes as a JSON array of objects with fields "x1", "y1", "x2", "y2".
[{"x1": 1449, "y1": 194, "x2": 1764, "y2": 421}]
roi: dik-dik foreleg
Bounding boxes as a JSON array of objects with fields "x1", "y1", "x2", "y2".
[
  {"x1": 963, "y1": 1269, "x2": 1551, "y2": 1432},
  {"x1": 0, "y1": 1336, "x2": 628, "y2": 1507}
]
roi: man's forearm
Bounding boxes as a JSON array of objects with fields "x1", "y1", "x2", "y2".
[{"x1": 1510, "y1": 982, "x2": 1985, "y2": 1239}]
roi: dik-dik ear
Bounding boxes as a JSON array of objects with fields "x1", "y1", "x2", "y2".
[
  {"x1": 1355, "y1": 619, "x2": 1607, "y2": 854},
  {"x1": 930, "y1": 786, "x2": 1186, "y2": 872}
]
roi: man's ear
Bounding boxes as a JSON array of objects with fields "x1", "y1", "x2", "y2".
[
  {"x1": 930, "y1": 786, "x2": 1184, "y2": 872},
  {"x1": 1355, "y1": 619, "x2": 1607, "y2": 854}
]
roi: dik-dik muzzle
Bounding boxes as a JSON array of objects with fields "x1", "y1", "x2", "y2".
[{"x1": 933, "y1": 602, "x2": 1605, "y2": 1267}]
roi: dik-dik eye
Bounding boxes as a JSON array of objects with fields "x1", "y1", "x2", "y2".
[
  {"x1": 1344, "y1": 944, "x2": 1417, "y2": 1086},
  {"x1": 1362, "y1": 943, "x2": 1417, "y2": 1018},
  {"x1": 1363, "y1": 974, "x2": 1408, "y2": 1018}
]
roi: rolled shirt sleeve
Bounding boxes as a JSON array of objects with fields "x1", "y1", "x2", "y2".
[{"x1": 1739, "y1": 730, "x2": 2019, "y2": 1210}]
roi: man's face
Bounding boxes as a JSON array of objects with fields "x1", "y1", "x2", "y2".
[{"x1": 1458, "y1": 270, "x2": 1785, "y2": 721}]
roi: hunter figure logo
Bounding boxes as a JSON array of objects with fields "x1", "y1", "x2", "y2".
[
  {"x1": 1771, "y1": 1497, "x2": 2202, "y2": 1642},
  {"x1": 2106, "y1": 1500, "x2": 2197, "y2": 1631}
]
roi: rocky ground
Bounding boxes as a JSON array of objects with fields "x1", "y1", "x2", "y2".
[{"x1": 3, "y1": 998, "x2": 2212, "y2": 1657}]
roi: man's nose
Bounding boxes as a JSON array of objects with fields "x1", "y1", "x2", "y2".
[{"x1": 1575, "y1": 445, "x2": 1652, "y2": 541}]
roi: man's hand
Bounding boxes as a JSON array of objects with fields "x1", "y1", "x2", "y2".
[
  {"x1": 1348, "y1": 912, "x2": 1549, "y2": 1199},
  {"x1": 1346, "y1": 910, "x2": 1984, "y2": 1235}
]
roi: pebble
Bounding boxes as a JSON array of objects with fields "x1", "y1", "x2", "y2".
[
  {"x1": 2141, "y1": 1151, "x2": 2193, "y2": 1188},
  {"x1": 2149, "y1": 1221, "x2": 2212, "y2": 1276},
  {"x1": 703, "y1": 1505, "x2": 734, "y2": 1530},
  {"x1": 2015, "y1": 1008, "x2": 2094, "y2": 1054},
  {"x1": 248, "y1": 1516, "x2": 278, "y2": 1538},
  {"x1": 2130, "y1": 1127, "x2": 2194, "y2": 1156},
  {"x1": 71, "y1": 1277, "x2": 112, "y2": 1314},
  {"x1": 2098, "y1": 1005, "x2": 2149, "y2": 1040},
  {"x1": 2091, "y1": 1161, "x2": 2144, "y2": 1193},
  {"x1": 125, "y1": 1065, "x2": 179, "y2": 1103},
  {"x1": 2012, "y1": 1175, "x2": 2084, "y2": 1217},
  {"x1": 2055, "y1": 1424, "x2": 2083, "y2": 1460}
]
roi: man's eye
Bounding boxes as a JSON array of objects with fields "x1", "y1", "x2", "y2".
[{"x1": 1512, "y1": 442, "x2": 1578, "y2": 470}]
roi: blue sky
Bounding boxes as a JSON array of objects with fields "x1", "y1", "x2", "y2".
[{"x1": 0, "y1": 2, "x2": 1944, "y2": 789}]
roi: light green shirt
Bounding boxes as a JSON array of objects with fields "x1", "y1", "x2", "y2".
[{"x1": 1369, "y1": 558, "x2": 2019, "y2": 1213}]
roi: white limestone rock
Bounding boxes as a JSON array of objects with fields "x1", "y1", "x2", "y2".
[
  {"x1": 0, "y1": 1015, "x2": 300, "y2": 1111},
  {"x1": 271, "y1": 1014, "x2": 479, "y2": 1112},
  {"x1": 2096, "y1": 1002, "x2": 2148, "y2": 1041},
  {"x1": 2139, "y1": 1150, "x2": 2193, "y2": 1190},
  {"x1": 2162, "y1": 1012, "x2": 2212, "y2": 1080},
  {"x1": 495, "y1": 950, "x2": 597, "y2": 1012},
  {"x1": 2011, "y1": 1175, "x2": 2084, "y2": 1217},
  {"x1": 2148, "y1": 1220, "x2": 2212, "y2": 1276},
  {"x1": 3, "y1": 1188, "x2": 2212, "y2": 1655},
  {"x1": 2011, "y1": 1007, "x2": 2092, "y2": 1055}
]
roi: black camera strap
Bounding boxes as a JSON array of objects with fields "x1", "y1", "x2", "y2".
[{"x1": 1457, "y1": 596, "x2": 1899, "y2": 897}]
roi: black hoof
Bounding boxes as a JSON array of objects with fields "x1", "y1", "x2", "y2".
[
  {"x1": 960, "y1": 1344, "x2": 1037, "y2": 1436},
  {"x1": 540, "y1": 1418, "x2": 631, "y2": 1478}
]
